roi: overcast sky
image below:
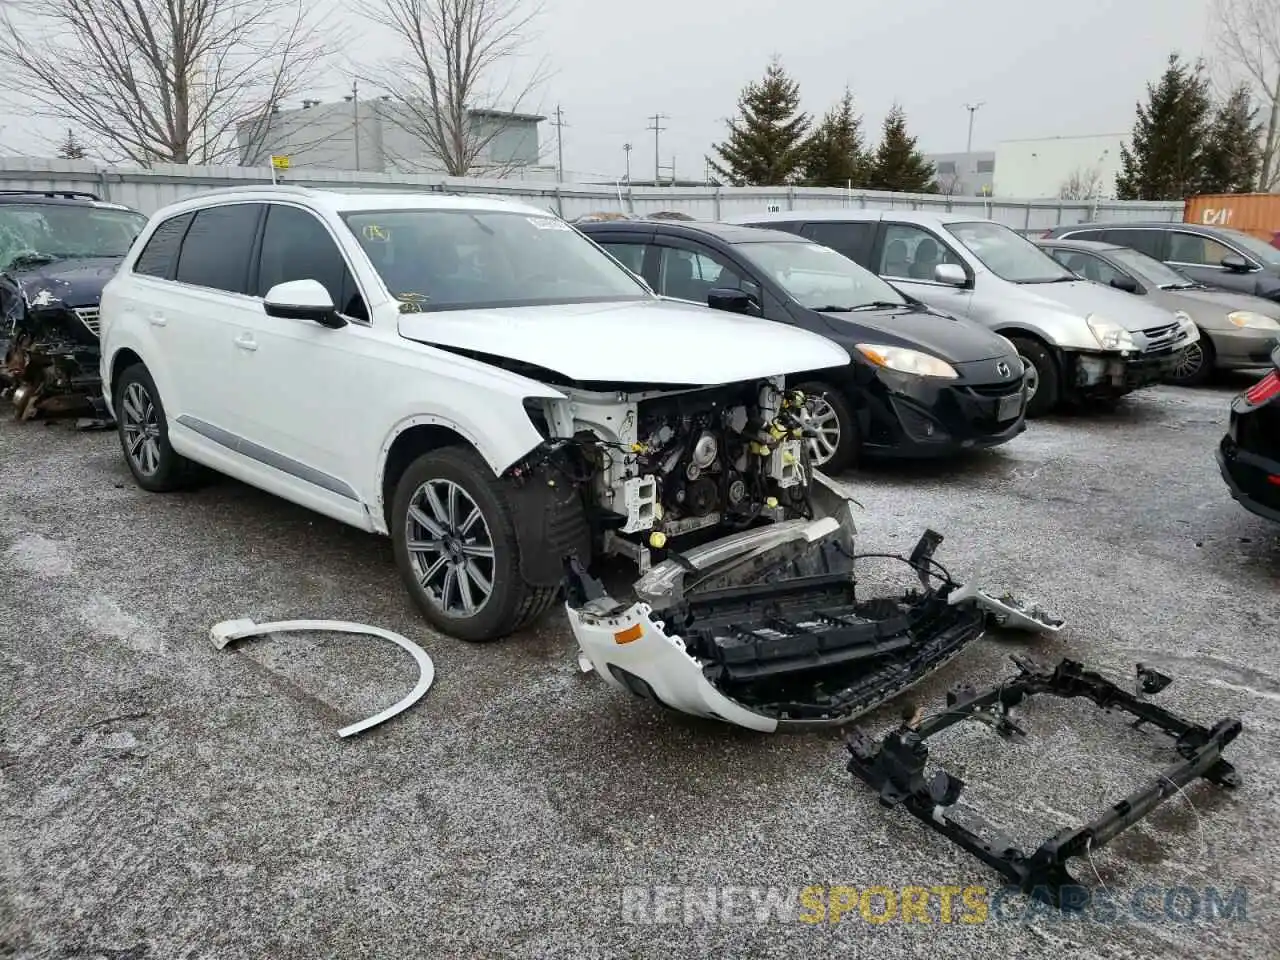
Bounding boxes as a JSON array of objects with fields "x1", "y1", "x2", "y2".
[{"x1": 0, "y1": 0, "x2": 1220, "y2": 179}]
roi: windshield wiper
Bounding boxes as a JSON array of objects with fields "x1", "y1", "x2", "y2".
[
  {"x1": 851, "y1": 300, "x2": 908, "y2": 311},
  {"x1": 6, "y1": 252, "x2": 59, "y2": 269},
  {"x1": 1160, "y1": 282, "x2": 1200, "y2": 290},
  {"x1": 811, "y1": 304, "x2": 854, "y2": 312}
]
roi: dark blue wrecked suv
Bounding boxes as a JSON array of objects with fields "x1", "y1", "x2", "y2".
[
  {"x1": 575, "y1": 216, "x2": 1030, "y2": 473},
  {"x1": 0, "y1": 190, "x2": 148, "y2": 420}
]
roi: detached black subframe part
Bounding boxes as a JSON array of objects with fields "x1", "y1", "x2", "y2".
[{"x1": 845, "y1": 655, "x2": 1243, "y2": 909}]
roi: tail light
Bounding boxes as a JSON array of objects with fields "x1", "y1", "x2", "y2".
[{"x1": 1245, "y1": 370, "x2": 1280, "y2": 405}]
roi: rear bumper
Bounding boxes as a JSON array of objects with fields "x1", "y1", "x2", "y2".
[{"x1": 1217, "y1": 433, "x2": 1280, "y2": 523}]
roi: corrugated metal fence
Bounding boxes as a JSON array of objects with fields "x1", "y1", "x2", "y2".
[{"x1": 0, "y1": 156, "x2": 1186, "y2": 231}]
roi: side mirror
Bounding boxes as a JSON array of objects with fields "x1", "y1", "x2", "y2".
[
  {"x1": 1221, "y1": 253, "x2": 1252, "y2": 273},
  {"x1": 707, "y1": 286, "x2": 755, "y2": 314},
  {"x1": 263, "y1": 279, "x2": 346, "y2": 328},
  {"x1": 1109, "y1": 275, "x2": 1140, "y2": 293},
  {"x1": 934, "y1": 263, "x2": 967, "y2": 287}
]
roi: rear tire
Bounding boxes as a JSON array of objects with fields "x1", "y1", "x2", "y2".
[
  {"x1": 1009, "y1": 337, "x2": 1061, "y2": 417},
  {"x1": 794, "y1": 381, "x2": 859, "y2": 474},
  {"x1": 391, "y1": 446, "x2": 558, "y2": 642},
  {"x1": 1166, "y1": 332, "x2": 1215, "y2": 386},
  {"x1": 114, "y1": 363, "x2": 200, "y2": 492}
]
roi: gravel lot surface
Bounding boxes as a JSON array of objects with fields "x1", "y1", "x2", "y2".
[{"x1": 2, "y1": 378, "x2": 1277, "y2": 959}]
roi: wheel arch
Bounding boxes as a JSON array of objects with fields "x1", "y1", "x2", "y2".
[
  {"x1": 108, "y1": 347, "x2": 145, "y2": 406},
  {"x1": 375, "y1": 418, "x2": 494, "y2": 534}
]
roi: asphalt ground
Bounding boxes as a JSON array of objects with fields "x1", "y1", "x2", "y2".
[{"x1": 1, "y1": 376, "x2": 1278, "y2": 959}]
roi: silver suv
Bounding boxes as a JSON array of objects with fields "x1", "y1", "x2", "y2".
[{"x1": 732, "y1": 210, "x2": 1199, "y2": 416}]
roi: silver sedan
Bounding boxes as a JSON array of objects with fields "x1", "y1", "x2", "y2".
[{"x1": 1037, "y1": 238, "x2": 1280, "y2": 385}]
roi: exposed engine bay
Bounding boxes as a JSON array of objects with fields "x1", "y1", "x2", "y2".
[
  {"x1": 512, "y1": 376, "x2": 814, "y2": 572},
  {"x1": 562, "y1": 473, "x2": 1064, "y2": 732}
]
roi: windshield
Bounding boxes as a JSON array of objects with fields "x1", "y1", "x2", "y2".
[
  {"x1": 1221, "y1": 228, "x2": 1280, "y2": 266},
  {"x1": 946, "y1": 220, "x2": 1075, "y2": 283},
  {"x1": 341, "y1": 208, "x2": 650, "y2": 310},
  {"x1": 0, "y1": 203, "x2": 147, "y2": 270},
  {"x1": 1108, "y1": 246, "x2": 1194, "y2": 288},
  {"x1": 740, "y1": 240, "x2": 908, "y2": 310}
]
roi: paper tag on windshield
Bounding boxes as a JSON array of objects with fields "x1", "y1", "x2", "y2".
[{"x1": 528, "y1": 217, "x2": 571, "y2": 230}]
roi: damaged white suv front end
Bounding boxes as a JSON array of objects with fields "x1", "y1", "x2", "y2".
[{"x1": 519, "y1": 377, "x2": 811, "y2": 575}]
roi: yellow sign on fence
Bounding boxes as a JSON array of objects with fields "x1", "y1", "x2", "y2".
[{"x1": 270, "y1": 155, "x2": 290, "y2": 170}]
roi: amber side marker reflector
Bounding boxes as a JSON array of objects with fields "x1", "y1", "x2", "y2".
[{"x1": 614, "y1": 624, "x2": 644, "y2": 644}]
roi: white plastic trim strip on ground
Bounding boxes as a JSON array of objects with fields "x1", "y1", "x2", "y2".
[{"x1": 209, "y1": 618, "x2": 435, "y2": 738}]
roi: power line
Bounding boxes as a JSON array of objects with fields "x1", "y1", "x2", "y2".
[
  {"x1": 647, "y1": 113, "x2": 669, "y2": 184},
  {"x1": 551, "y1": 104, "x2": 568, "y2": 181}
]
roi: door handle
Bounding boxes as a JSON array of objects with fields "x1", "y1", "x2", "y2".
[
  {"x1": 149, "y1": 313, "x2": 168, "y2": 327},
  {"x1": 234, "y1": 333, "x2": 258, "y2": 352}
]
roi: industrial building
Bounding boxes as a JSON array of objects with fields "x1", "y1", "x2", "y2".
[
  {"x1": 921, "y1": 150, "x2": 995, "y2": 196},
  {"x1": 992, "y1": 133, "x2": 1127, "y2": 199},
  {"x1": 236, "y1": 98, "x2": 553, "y2": 178}
]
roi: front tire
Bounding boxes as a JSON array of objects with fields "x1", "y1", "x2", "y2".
[
  {"x1": 794, "y1": 381, "x2": 859, "y2": 473},
  {"x1": 1009, "y1": 337, "x2": 1061, "y2": 417},
  {"x1": 1167, "y1": 332, "x2": 1215, "y2": 386},
  {"x1": 114, "y1": 363, "x2": 199, "y2": 492},
  {"x1": 391, "y1": 446, "x2": 558, "y2": 642}
]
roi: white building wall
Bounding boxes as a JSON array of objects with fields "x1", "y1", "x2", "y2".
[{"x1": 993, "y1": 134, "x2": 1128, "y2": 198}]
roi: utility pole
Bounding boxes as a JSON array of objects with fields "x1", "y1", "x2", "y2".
[
  {"x1": 353, "y1": 79, "x2": 360, "y2": 171},
  {"x1": 647, "y1": 113, "x2": 668, "y2": 184},
  {"x1": 623, "y1": 142, "x2": 632, "y2": 183},
  {"x1": 963, "y1": 101, "x2": 984, "y2": 184},
  {"x1": 551, "y1": 104, "x2": 567, "y2": 181}
]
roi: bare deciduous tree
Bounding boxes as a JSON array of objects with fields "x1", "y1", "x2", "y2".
[
  {"x1": 354, "y1": 0, "x2": 550, "y2": 177},
  {"x1": 1212, "y1": 0, "x2": 1280, "y2": 189},
  {"x1": 1058, "y1": 165, "x2": 1104, "y2": 200},
  {"x1": 0, "y1": 0, "x2": 333, "y2": 166},
  {"x1": 934, "y1": 172, "x2": 965, "y2": 196}
]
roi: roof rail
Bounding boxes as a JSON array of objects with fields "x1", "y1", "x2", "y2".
[
  {"x1": 0, "y1": 189, "x2": 102, "y2": 201},
  {"x1": 184, "y1": 183, "x2": 320, "y2": 199}
]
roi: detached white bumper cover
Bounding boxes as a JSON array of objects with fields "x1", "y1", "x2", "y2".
[{"x1": 564, "y1": 473, "x2": 1062, "y2": 732}]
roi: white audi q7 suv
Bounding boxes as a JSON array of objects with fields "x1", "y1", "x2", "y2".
[{"x1": 96, "y1": 186, "x2": 851, "y2": 641}]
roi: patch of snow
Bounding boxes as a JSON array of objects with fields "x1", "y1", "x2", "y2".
[{"x1": 5, "y1": 533, "x2": 74, "y2": 578}]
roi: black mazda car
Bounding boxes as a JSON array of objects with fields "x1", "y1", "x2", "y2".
[
  {"x1": 1217, "y1": 343, "x2": 1280, "y2": 524},
  {"x1": 575, "y1": 217, "x2": 1029, "y2": 472},
  {"x1": 0, "y1": 190, "x2": 148, "y2": 419}
]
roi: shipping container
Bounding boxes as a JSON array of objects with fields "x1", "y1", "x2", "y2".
[{"x1": 1184, "y1": 193, "x2": 1280, "y2": 247}]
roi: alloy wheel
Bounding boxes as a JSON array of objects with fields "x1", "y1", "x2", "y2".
[
  {"x1": 404, "y1": 478, "x2": 496, "y2": 617},
  {"x1": 1019, "y1": 355, "x2": 1040, "y2": 400},
  {"x1": 802, "y1": 396, "x2": 842, "y2": 467},
  {"x1": 121, "y1": 381, "x2": 162, "y2": 476},
  {"x1": 1172, "y1": 342, "x2": 1205, "y2": 382}
]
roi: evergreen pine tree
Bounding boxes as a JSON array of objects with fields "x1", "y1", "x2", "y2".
[
  {"x1": 708, "y1": 56, "x2": 811, "y2": 186},
  {"x1": 1115, "y1": 53, "x2": 1214, "y2": 200},
  {"x1": 1201, "y1": 83, "x2": 1263, "y2": 194},
  {"x1": 801, "y1": 88, "x2": 869, "y2": 187},
  {"x1": 55, "y1": 129, "x2": 89, "y2": 160},
  {"x1": 865, "y1": 104, "x2": 936, "y2": 193}
]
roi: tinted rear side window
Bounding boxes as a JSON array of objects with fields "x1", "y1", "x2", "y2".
[
  {"x1": 801, "y1": 221, "x2": 876, "y2": 263},
  {"x1": 133, "y1": 212, "x2": 193, "y2": 279},
  {"x1": 1102, "y1": 228, "x2": 1164, "y2": 259},
  {"x1": 175, "y1": 203, "x2": 262, "y2": 294}
]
